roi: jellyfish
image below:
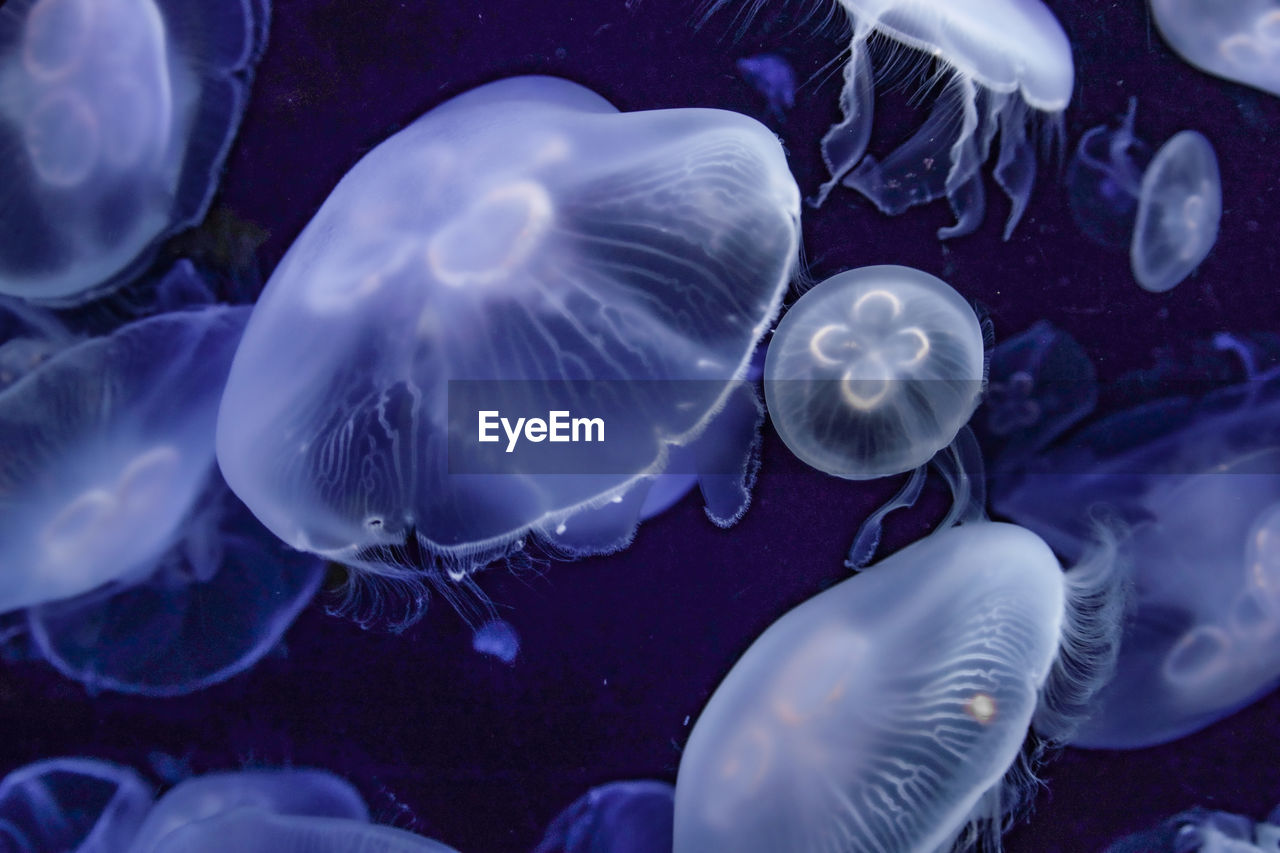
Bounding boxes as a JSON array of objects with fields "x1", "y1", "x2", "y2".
[
  {"x1": 673, "y1": 521, "x2": 1124, "y2": 853},
  {"x1": 1066, "y1": 99, "x2": 1222, "y2": 293},
  {"x1": 736, "y1": 53, "x2": 796, "y2": 120},
  {"x1": 125, "y1": 768, "x2": 460, "y2": 853},
  {"x1": 472, "y1": 617, "x2": 520, "y2": 664},
  {"x1": 1106, "y1": 804, "x2": 1280, "y2": 853},
  {"x1": 0, "y1": 303, "x2": 323, "y2": 695},
  {"x1": 1150, "y1": 0, "x2": 1280, "y2": 98},
  {"x1": 0, "y1": 757, "x2": 153, "y2": 853},
  {"x1": 763, "y1": 264, "x2": 989, "y2": 566},
  {"x1": 0, "y1": 0, "x2": 269, "y2": 304},
  {"x1": 216, "y1": 75, "x2": 800, "y2": 618},
  {"x1": 994, "y1": 338, "x2": 1280, "y2": 748},
  {"x1": 534, "y1": 780, "x2": 675, "y2": 853},
  {"x1": 739, "y1": 0, "x2": 1074, "y2": 238},
  {"x1": 977, "y1": 320, "x2": 1097, "y2": 472}
]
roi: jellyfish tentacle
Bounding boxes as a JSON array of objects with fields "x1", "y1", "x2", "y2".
[
  {"x1": 811, "y1": 23, "x2": 874, "y2": 207},
  {"x1": 845, "y1": 466, "x2": 926, "y2": 571}
]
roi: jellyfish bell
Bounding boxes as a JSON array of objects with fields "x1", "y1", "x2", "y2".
[
  {"x1": 216, "y1": 75, "x2": 800, "y2": 618},
  {"x1": 764, "y1": 264, "x2": 988, "y2": 565},
  {"x1": 1131, "y1": 129, "x2": 1222, "y2": 293},
  {"x1": 715, "y1": 0, "x2": 1073, "y2": 237},
  {"x1": 0, "y1": 0, "x2": 268, "y2": 304},
  {"x1": 1150, "y1": 0, "x2": 1280, "y2": 98},
  {"x1": 0, "y1": 757, "x2": 153, "y2": 853},
  {"x1": 673, "y1": 521, "x2": 1124, "y2": 852},
  {"x1": 534, "y1": 780, "x2": 675, "y2": 853}
]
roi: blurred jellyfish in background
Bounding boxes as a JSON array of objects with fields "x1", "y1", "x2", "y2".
[
  {"x1": 1105, "y1": 802, "x2": 1280, "y2": 853},
  {"x1": 744, "y1": 0, "x2": 1074, "y2": 237},
  {"x1": 673, "y1": 522, "x2": 1124, "y2": 853},
  {"x1": 472, "y1": 617, "x2": 520, "y2": 664},
  {"x1": 0, "y1": 0, "x2": 269, "y2": 304},
  {"x1": 534, "y1": 780, "x2": 674, "y2": 853},
  {"x1": 0, "y1": 757, "x2": 152, "y2": 852},
  {"x1": 1150, "y1": 0, "x2": 1280, "y2": 98},
  {"x1": 994, "y1": 336, "x2": 1280, "y2": 748},
  {"x1": 977, "y1": 320, "x2": 1097, "y2": 472},
  {"x1": 217, "y1": 75, "x2": 800, "y2": 620},
  {"x1": 0, "y1": 296, "x2": 322, "y2": 695},
  {"x1": 736, "y1": 53, "x2": 796, "y2": 120},
  {"x1": 1067, "y1": 99, "x2": 1222, "y2": 293},
  {"x1": 763, "y1": 264, "x2": 989, "y2": 566}
]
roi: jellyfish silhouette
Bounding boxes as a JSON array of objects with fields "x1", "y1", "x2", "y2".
[
  {"x1": 711, "y1": 0, "x2": 1073, "y2": 237},
  {"x1": 1105, "y1": 803, "x2": 1280, "y2": 853},
  {"x1": 0, "y1": 757, "x2": 153, "y2": 853},
  {"x1": 763, "y1": 264, "x2": 989, "y2": 566},
  {"x1": 534, "y1": 780, "x2": 675, "y2": 853},
  {"x1": 1150, "y1": 0, "x2": 1280, "y2": 98},
  {"x1": 0, "y1": 302, "x2": 322, "y2": 695},
  {"x1": 673, "y1": 522, "x2": 1123, "y2": 853},
  {"x1": 994, "y1": 337, "x2": 1280, "y2": 748},
  {"x1": 1067, "y1": 99, "x2": 1221, "y2": 293},
  {"x1": 217, "y1": 75, "x2": 800, "y2": 620},
  {"x1": 0, "y1": 0, "x2": 269, "y2": 304}
]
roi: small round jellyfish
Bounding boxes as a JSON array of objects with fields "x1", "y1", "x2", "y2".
[
  {"x1": 1151, "y1": 0, "x2": 1280, "y2": 98},
  {"x1": 751, "y1": 0, "x2": 1075, "y2": 238},
  {"x1": 1066, "y1": 99, "x2": 1222, "y2": 293},
  {"x1": 673, "y1": 522, "x2": 1122, "y2": 853},
  {"x1": 533, "y1": 780, "x2": 674, "y2": 853},
  {"x1": 764, "y1": 265, "x2": 985, "y2": 479},
  {"x1": 0, "y1": 0, "x2": 269, "y2": 303},
  {"x1": 217, "y1": 75, "x2": 799, "y2": 612},
  {"x1": 472, "y1": 618, "x2": 520, "y2": 664}
]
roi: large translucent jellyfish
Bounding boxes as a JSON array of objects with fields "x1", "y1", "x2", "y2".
[
  {"x1": 994, "y1": 342, "x2": 1280, "y2": 748},
  {"x1": 1151, "y1": 0, "x2": 1280, "y2": 98},
  {"x1": 766, "y1": 0, "x2": 1075, "y2": 238},
  {"x1": 127, "y1": 769, "x2": 459, "y2": 853},
  {"x1": 534, "y1": 780, "x2": 675, "y2": 853},
  {"x1": 763, "y1": 265, "x2": 988, "y2": 565},
  {"x1": 673, "y1": 522, "x2": 1123, "y2": 853},
  {"x1": 0, "y1": 304, "x2": 323, "y2": 695},
  {"x1": 1067, "y1": 99, "x2": 1221, "y2": 293},
  {"x1": 217, "y1": 75, "x2": 800, "y2": 610},
  {"x1": 0, "y1": 757, "x2": 152, "y2": 852},
  {"x1": 0, "y1": 0, "x2": 269, "y2": 304}
]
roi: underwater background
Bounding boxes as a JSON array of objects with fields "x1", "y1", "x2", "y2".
[{"x1": 1, "y1": 0, "x2": 1278, "y2": 850}]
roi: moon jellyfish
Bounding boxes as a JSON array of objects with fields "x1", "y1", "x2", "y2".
[
  {"x1": 217, "y1": 75, "x2": 800, "y2": 617},
  {"x1": 673, "y1": 522, "x2": 1123, "y2": 853},
  {"x1": 1106, "y1": 803, "x2": 1280, "y2": 853},
  {"x1": 0, "y1": 0, "x2": 269, "y2": 304},
  {"x1": 472, "y1": 618, "x2": 520, "y2": 664},
  {"x1": 759, "y1": 0, "x2": 1074, "y2": 238},
  {"x1": 0, "y1": 758, "x2": 152, "y2": 853},
  {"x1": 1151, "y1": 0, "x2": 1280, "y2": 98},
  {"x1": 534, "y1": 780, "x2": 675, "y2": 853},
  {"x1": 0, "y1": 304, "x2": 323, "y2": 695},
  {"x1": 127, "y1": 769, "x2": 459, "y2": 853},
  {"x1": 763, "y1": 265, "x2": 988, "y2": 566},
  {"x1": 1066, "y1": 99, "x2": 1222, "y2": 293},
  {"x1": 994, "y1": 341, "x2": 1280, "y2": 748},
  {"x1": 736, "y1": 54, "x2": 796, "y2": 120}
]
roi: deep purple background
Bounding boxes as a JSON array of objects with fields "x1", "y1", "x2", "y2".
[{"x1": 3, "y1": 0, "x2": 1280, "y2": 851}]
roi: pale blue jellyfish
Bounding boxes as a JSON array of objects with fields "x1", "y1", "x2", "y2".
[
  {"x1": 747, "y1": 0, "x2": 1074, "y2": 238},
  {"x1": 994, "y1": 340, "x2": 1280, "y2": 748},
  {"x1": 126, "y1": 769, "x2": 459, "y2": 853},
  {"x1": 763, "y1": 265, "x2": 989, "y2": 565},
  {"x1": 0, "y1": 757, "x2": 152, "y2": 853},
  {"x1": 673, "y1": 522, "x2": 1123, "y2": 852},
  {"x1": 0, "y1": 0, "x2": 269, "y2": 304},
  {"x1": 1106, "y1": 803, "x2": 1280, "y2": 852},
  {"x1": 736, "y1": 54, "x2": 796, "y2": 120},
  {"x1": 1151, "y1": 0, "x2": 1280, "y2": 98},
  {"x1": 472, "y1": 617, "x2": 520, "y2": 664},
  {"x1": 0, "y1": 302, "x2": 322, "y2": 695},
  {"x1": 217, "y1": 76, "x2": 800, "y2": 611},
  {"x1": 1067, "y1": 99, "x2": 1222, "y2": 293},
  {"x1": 534, "y1": 780, "x2": 674, "y2": 853}
]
